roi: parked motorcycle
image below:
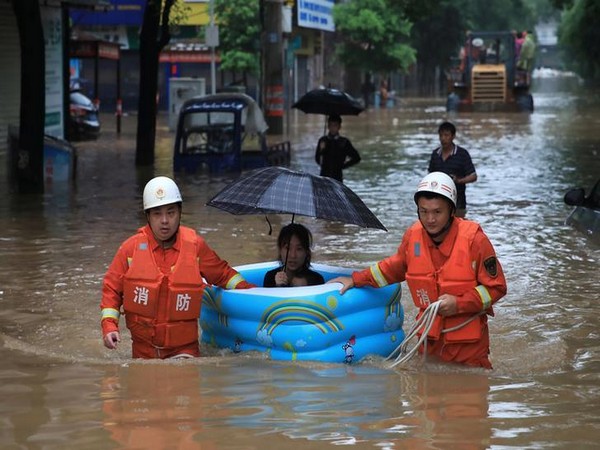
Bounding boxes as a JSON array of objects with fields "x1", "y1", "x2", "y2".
[{"x1": 69, "y1": 89, "x2": 100, "y2": 141}]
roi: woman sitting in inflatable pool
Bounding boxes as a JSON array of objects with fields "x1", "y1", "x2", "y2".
[
  {"x1": 263, "y1": 224, "x2": 324, "y2": 287},
  {"x1": 200, "y1": 261, "x2": 405, "y2": 364}
]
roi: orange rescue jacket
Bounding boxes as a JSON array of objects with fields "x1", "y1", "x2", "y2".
[
  {"x1": 122, "y1": 226, "x2": 204, "y2": 348},
  {"x1": 404, "y1": 220, "x2": 486, "y2": 344}
]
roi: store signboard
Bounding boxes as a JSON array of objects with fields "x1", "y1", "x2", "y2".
[
  {"x1": 297, "y1": 0, "x2": 335, "y2": 32},
  {"x1": 70, "y1": 0, "x2": 145, "y2": 25},
  {"x1": 70, "y1": 0, "x2": 209, "y2": 26}
]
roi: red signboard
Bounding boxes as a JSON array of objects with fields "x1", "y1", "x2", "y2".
[
  {"x1": 70, "y1": 40, "x2": 121, "y2": 60},
  {"x1": 159, "y1": 51, "x2": 221, "y2": 64}
]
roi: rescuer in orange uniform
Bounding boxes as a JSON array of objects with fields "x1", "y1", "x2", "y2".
[
  {"x1": 330, "y1": 172, "x2": 507, "y2": 368},
  {"x1": 100, "y1": 176, "x2": 255, "y2": 359}
]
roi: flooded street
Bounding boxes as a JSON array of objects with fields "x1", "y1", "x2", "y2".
[{"x1": 1, "y1": 74, "x2": 599, "y2": 449}]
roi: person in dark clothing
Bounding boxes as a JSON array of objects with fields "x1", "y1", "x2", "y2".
[
  {"x1": 263, "y1": 223, "x2": 325, "y2": 287},
  {"x1": 315, "y1": 114, "x2": 361, "y2": 183},
  {"x1": 428, "y1": 122, "x2": 477, "y2": 217},
  {"x1": 361, "y1": 73, "x2": 375, "y2": 108}
]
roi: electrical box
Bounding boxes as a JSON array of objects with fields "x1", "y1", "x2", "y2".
[{"x1": 168, "y1": 78, "x2": 206, "y2": 131}]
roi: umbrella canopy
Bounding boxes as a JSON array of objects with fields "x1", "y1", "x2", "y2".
[
  {"x1": 292, "y1": 88, "x2": 364, "y2": 116},
  {"x1": 207, "y1": 166, "x2": 387, "y2": 231}
]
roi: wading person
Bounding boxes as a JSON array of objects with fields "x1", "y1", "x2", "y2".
[
  {"x1": 100, "y1": 176, "x2": 255, "y2": 359},
  {"x1": 315, "y1": 114, "x2": 361, "y2": 183},
  {"x1": 329, "y1": 172, "x2": 507, "y2": 369},
  {"x1": 428, "y1": 121, "x2": 477, "y2": 217}
]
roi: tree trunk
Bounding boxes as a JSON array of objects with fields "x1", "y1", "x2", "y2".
[
  {"x1": 135, "y1": 0, "x2": 172, "y2": 167},
  {"x1": 416, "y1": 61, "x2": 438, "y2": 96},
  {"x1": 11, "y1": 0, "x2": 45, "y2": 193}
]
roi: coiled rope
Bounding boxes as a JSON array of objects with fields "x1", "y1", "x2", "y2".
[{"x1": 386, "y1": 302, "x2": 483, "y2": 368}]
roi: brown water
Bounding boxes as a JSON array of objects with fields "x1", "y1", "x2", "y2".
[{"x1": 1, "y1": 75, "x2": 599, "y2": 449}]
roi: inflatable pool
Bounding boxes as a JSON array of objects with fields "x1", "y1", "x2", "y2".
[{"x1": 200, "y1": 262, "x2": 405, "y2": 363}]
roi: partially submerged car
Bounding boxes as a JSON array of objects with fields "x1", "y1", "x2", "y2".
[
  {"x1": 563, "y1": 179, "x2": 600, "y2": 242},
  {"x1": 173, "y1": 93, "x2": 290, "y2": 173}
]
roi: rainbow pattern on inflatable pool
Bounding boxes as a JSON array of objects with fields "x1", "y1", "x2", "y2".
[{"x1": 200, "y1": 262, "x2": 405, "y2": 363}]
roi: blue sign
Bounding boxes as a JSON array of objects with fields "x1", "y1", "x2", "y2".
[
  {"x1": 70, "y1": 0, "x2": 145, "y2": 26},
  {"x1": 297, "y1": 0, "x2": 335, "y2": 32}
]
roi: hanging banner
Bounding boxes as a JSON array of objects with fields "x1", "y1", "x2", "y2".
[{"x1": 42, "y1": 6, "x2": 64, "y2": 139}]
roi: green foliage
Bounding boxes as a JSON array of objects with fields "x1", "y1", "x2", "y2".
[
  {"x1": 478, "y1": 0, "x2": 533, "y2": 31},
  {"x1": 388, "y1": 0, "x2": 440, "y2": 22},
  {"x1": 169, "y1": 0, "x2": 192, "y2": 27},
  {"x1": 550, "y1": 0, "x2": 574, "y2": 8},
  {"x1": 558, "y1": 0, "x2": 600, "y2": 80},
  {"x1": 411, "y1": 2, "x2": 466, "y2": 70},
  {"x1": 524, "y1": 0, "x2": 561, "y2": 20},
  {"x1": 446, "y1": 0, "x2": 536, "y2": 33},
  {"x1": 412, "y1": 0, "x2": 539, "y2": 66},
  {"x1": 213, "y1": 0, "x2": 260, "y2": 75},
  {"x1": 333, "y1": 0, "x2": 416, "y2": 73},
  {"x1": 219, "y1": 50, "x2": 259, "y2": 73}
]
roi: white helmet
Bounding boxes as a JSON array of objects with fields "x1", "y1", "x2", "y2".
[
  {"x1": 472, "y1": 37, "x2": 484, "y2": 48},
  {"x1": 414, "y1": 172, "x2": 457, "y2": 208},
  {"x1": 143, "y1": 176, "x2": 182, "y2": 211}
]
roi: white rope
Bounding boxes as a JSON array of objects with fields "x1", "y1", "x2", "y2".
[
  {"x1": 386, "y1": 301, "x2": 441, "y2": 368},
  {"x1": 386, "y1": 302, "x2": 484, "y2": 368}
]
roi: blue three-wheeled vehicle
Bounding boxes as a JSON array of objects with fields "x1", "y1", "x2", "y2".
[{"x1": 173, "y1": 93, "x2": 291, "y2": 173}]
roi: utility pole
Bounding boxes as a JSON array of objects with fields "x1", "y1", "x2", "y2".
[
  {"x1": 207, "y1": 0, "x2": 217, "y2": 94},
  {"x1": 262, "y1": 0, "x2": 284, "y2": 135}
]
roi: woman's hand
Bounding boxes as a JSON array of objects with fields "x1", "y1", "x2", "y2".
[
  {"x1": 274, "y1": 271, "x2": 289, "y2": 287},
  {"x1": 327, "y1": 276, "x2": 354, "y2": 294}
]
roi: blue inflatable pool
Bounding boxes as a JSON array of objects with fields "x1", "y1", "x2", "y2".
[{"x1": 200, "y1": 262, "x2": 405, "y2": 363}]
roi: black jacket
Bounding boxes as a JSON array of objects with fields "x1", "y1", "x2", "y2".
[
  {"x1": 315, "y1": 134, "x2": 361, "y2": 182},
  {"x1": 263, "y1": 267, "x2": 325, "y2": 287}
]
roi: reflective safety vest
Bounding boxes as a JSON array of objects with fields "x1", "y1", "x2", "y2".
[
  {"x1": 405, "y1": 220, "x2": 483, "y2": 344},
  {"x1": 122, "y1": 227, "x2": 204, "y2": 348}
]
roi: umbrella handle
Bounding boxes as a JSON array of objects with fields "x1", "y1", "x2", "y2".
[
  {"x1": 282, "y1": 214, "x2": 296, "y2": 271},
  {"x1": 283, "y1": 245, "x2": 290, "y2": 272}
]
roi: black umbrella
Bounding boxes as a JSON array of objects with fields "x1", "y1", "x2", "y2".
[
  {"x1": 292, "y1": 87, "x2": 364, "y2": 117},
  {"x1": 206, "y1": 166, "x2": 387, "y2": 231}
]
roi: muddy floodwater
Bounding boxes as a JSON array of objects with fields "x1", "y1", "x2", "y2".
[{"x1": 1, "y1": 74, "x2": 599, "y2": 449}]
